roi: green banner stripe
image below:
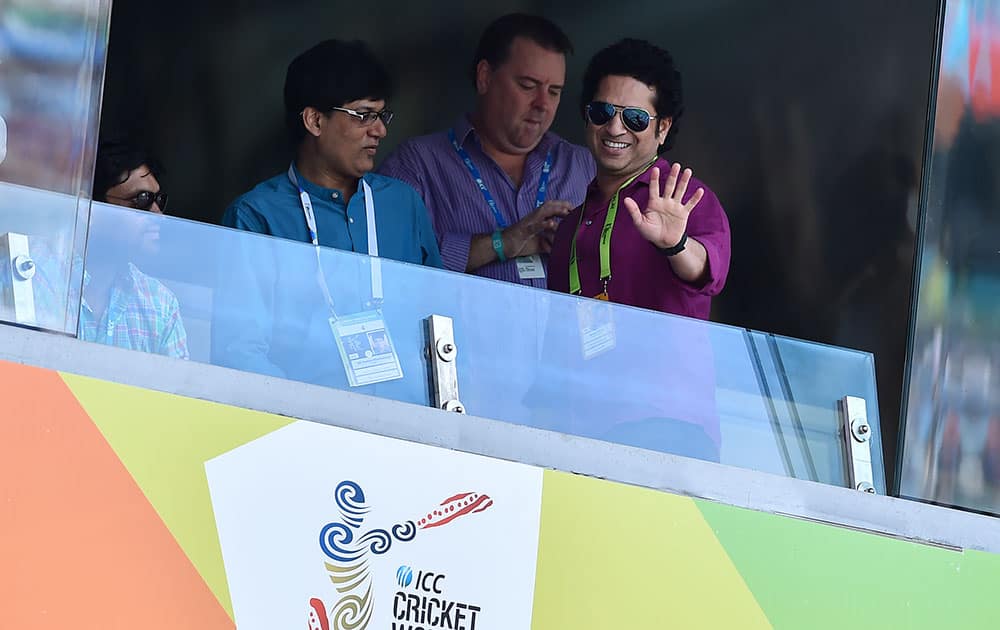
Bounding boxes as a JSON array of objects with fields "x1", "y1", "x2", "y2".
[{"x1": 696, "y1": 498, "x2": 1000, "y2": 629}]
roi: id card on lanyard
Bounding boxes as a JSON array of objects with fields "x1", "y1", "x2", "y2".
[
  {"x1": 576, "y1": 297, "x2": 616, "y2": 360},
  {"x1": 566, "y1": 163, "x2": 651, "y2": 358},
  {"x1": 449, "y1": 129, "x2": 552, "y2": 280},
  {"x1": 288, "y1": 164, "x2": 402, "y2": 387}
]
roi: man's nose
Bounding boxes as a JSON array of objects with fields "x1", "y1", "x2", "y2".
[
  {"x1": 531, "y1": 88, "x2": 554, "y2": 111},
  {"x1": 605, "y1": 110, "x2": 627, "y2": 135},
  {"x1": 370, "y1": 120, "x2": 388, "y2": 139}
]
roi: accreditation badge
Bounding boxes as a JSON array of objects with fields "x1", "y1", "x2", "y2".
[
  {"x1": 576, "y1": 298, "x2": 616, "y2": 360},
  {"x1": 515, "y1": 254, "x2": 546, "y2": 280},
  {"x1": 329, "y1": 310, "x2": 404, "y2": 387}
]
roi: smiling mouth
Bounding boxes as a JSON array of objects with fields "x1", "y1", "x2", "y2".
[{"x1": 602, "y1": 139, "x2": 629, "y2": 149}]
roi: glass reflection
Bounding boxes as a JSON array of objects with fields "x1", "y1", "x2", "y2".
[
  {"x1": 82, "y1": 200, "x2": 882, "y2": 490},
  {"x1": 901, "y1": 0, "x2": 1000, "y2": 514},
  {"x1": 0, "y1": 0, "x2": 111, "y2": 334}
]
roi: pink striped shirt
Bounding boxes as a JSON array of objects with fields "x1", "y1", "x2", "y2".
[{"x1": 379, "y1": 115, "x2": 595, "y2": 288}]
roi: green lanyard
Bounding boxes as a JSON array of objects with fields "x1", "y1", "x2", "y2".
[{"x1": 568, "y1": 169, "x2": 647, "y2": 297}]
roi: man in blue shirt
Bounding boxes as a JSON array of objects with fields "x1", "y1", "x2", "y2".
[
  {"x1": 222, "y1": 39, "x2": 442, "y2": 268},
  {"x1": 213, "y1": 40, "x2": 441, "y2": 401}
]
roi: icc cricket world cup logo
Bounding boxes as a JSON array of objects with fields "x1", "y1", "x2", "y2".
[{"x1": 307, "y1": 480, "x2": 493, "y2": 630}]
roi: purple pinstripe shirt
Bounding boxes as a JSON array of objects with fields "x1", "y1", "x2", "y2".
[{"x1": 379, "y1": 115, "x2": 595, "y2": 288}]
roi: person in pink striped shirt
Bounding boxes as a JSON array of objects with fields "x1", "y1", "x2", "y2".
[{"x1": 380, "y1": 13, "x2": 595, "y2": 288}]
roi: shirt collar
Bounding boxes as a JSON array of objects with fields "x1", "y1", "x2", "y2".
[
  {"x1": 81, "y1": 262, "x2": 142, "y2": 313},
  {"x1": 290, "y1": 162, "x2": 365, "y2": 201},
  {"x1": 82, "y1": 261, "x2": 141, "y2": 289},
  {"x1": 453, "y1": 114, "x2": 477, "y2": 146},
  {"x1": 584, "y1": 156, "x2": 666, "y2": 216},
  {"x1": 635, "y1": 156, "x2": 670, "y2": 186}
]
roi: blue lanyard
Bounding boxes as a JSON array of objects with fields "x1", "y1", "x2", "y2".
[{"x1": 448, "y1": 128, "x2": 553, "y2": 229}]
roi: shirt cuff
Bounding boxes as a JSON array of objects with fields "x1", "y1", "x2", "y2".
[
  {"x1": 682, "y1": 236, "x2": 726, "y2": 296},
  {"x1": 439, "y1": 232, "x2": 473, "y2": 273}
]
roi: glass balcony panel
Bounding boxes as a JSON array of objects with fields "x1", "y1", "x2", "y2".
[
  {"x1": 83, "y1": 201, "x2": 881, "y2": 488},
  {"x1": 0, "y1": 0, "x2": 111, "y2": 334},
  {"x1": 763, "y1": 333, "x2": 885, "y2": 491},
  {"x1": 899, "y1": 0, "x2": 1000, "y2": 515}
]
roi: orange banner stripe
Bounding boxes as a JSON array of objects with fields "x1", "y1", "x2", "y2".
[{"x1": 0, "y1": 362, "x2": 233, "y2": 628}]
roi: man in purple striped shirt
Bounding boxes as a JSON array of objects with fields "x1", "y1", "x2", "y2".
[{"x1": 379, "y1": 13, "x2": 595, "y2": 288}]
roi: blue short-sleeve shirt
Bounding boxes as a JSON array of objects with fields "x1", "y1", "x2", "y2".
[{"x1": 222, "y1": 165, "x2": 443, "y2": 268}]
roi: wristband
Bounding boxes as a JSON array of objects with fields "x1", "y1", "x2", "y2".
[
  {"x1": 492, "y1": 229, "x2": 507, "y2": 262},
  {"x1": 659, "y1": 231, "x2": 688, "y2": 257}
]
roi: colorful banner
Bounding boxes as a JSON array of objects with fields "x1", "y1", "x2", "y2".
[{"x1": 1, "y1": 358, "x2": 998, "y2": 629}]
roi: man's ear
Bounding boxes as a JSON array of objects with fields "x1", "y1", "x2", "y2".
[
  {"x1": 656, "y1": 117, "x2": 672, "y2": 146},
  {"x1": 301, "y1": 106, "x2": 325, "y2": 138},
  {"x1": 475, "y1": 60, "x2": 492, "y2": 96}
]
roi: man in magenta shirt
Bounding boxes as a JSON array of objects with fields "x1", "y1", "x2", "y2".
[
  {"x1": 548, "y1": 39, "x2": 731, "y2": 319},
  {"x1": 541, "y1": 38, "x2": 731, "y2": 462}
]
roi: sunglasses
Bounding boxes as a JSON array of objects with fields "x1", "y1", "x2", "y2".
[
  {"x1": 585, "y1": 101, "x2": 658, "y2": 133},
  {"x1": 330, "y1": 106, "x2": 395, "y2": 127},
  {"x1": 107, "y1": 190, "x2": 169, "y2": 212}
]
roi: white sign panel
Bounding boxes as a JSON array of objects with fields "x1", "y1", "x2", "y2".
[{"x1": 206, "y1": 421, "x2": 543, "y2": 630}]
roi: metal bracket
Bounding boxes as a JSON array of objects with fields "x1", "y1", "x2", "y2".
[
  {"x1": 426, "y1": 314, "x2": 465, "y2": 414},
  {"x1": 840, "y1": 395, "x2": 876, "y2": 494},
  {"x1": 0, "y1": 233, "x2": 38, "y2": 327}
]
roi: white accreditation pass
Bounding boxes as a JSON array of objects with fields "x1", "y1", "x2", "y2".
[
  {"x1": 290, "y1": 165, "x2": 403, "y2": 387},
  {"x1": 330, "y1": 309, "x2": 403, "y2": 387},
  {"x1": 516, "y1": 254, "x2": 546, "y2": 280},
  {"x1": 576, "y1": 297, "x2": 617, "y2": 360}
]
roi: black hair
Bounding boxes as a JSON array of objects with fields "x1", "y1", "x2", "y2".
[
  {"x1": 580, "y1": 38, "x2": 684, "y2": 152},
  {"x1": 470, "y1": 13, "x2": 573, "y2": 86},
  {"x1": 284, "y1": 39, "x2": 393, "y2": 146},
  {"x1": 93, "y1": 139, "x2": 163, "y2": 201}
]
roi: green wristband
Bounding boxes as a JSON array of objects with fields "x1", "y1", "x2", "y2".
[{"x1": 492, "y1": 229, "x2": 507, "y2": 262}]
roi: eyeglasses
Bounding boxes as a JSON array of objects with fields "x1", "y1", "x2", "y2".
[
  {"x1": 330, "y1": 106, "x2": 394, "y2": 127},
  {"x1": 585, "y1": 101, "x2": 658, "y2": 133},
  {"x1": 106, "y1": 190, "x2": 169, "y2": 212}
]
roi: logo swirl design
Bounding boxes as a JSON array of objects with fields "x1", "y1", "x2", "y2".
[{"x1": 308, "y1": 481, "x2": 493, "y2": 630}]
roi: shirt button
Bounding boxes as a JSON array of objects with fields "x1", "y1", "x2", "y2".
[
  {"x1": 349, "y1": 217, "x2": 355, "y2": 224},
  {"x1": 332, "y1": 192, "x2": 340, "y2": 199},
  {"x1": 585, "y1": 220, "x2": 593, "y2": 226}
]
